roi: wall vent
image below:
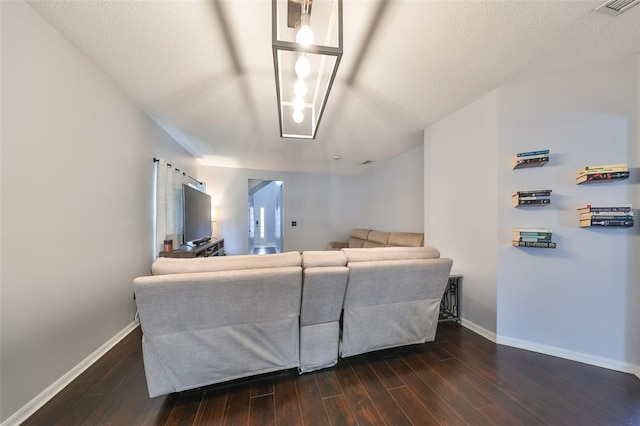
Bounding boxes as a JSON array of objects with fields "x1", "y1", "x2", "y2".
[{"x1": 595, "y1": 0, "x2": 640, "y2": 15}]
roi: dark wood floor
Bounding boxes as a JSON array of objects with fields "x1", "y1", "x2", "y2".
[{"x1": 23, "y1": 323, "x2": 640, "y2": 425}]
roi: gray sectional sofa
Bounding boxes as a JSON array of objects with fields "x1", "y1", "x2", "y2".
[{"x1": 133, "y1": 247, "x2": 452, "y2": 397}]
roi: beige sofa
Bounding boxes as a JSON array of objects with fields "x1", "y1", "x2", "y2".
[
  {"x1": 328, "y1": 228, "x2": 424, "y2": 249},
  {"x1": 133, "y1": 247, "x2": 452, "y2": 397}
]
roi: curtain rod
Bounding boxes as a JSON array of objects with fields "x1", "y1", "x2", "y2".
[{"x1": 153, "y1": 158, "x2": 203, "y2": 185}]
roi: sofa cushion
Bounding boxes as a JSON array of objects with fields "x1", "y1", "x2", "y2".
[
  {"x1": 388, "y1": 232, "x2": 424, "y2": 247},
  {"x1": 364, "y1": 231, "x2": 390, "y2": 247},
  {"x1": 302, "y1": 250, "x2": 347, "y2": 268},
  {"x1": 347, "y1": 228, "x2": 370, "y2": 248},
  {"x1": 343, "y1": 246, "x2": 440, "y2": 263},
  {"x1": 350, "y1": 228, "x2": 371, "y2": 240},
  {"x1": 151, "y1": 251, "x2": 301, "y2": 275}
]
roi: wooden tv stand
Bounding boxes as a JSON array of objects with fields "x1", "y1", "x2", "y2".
[{"x1": 159, "y1": 238, "x2": 225, "y2": 258}]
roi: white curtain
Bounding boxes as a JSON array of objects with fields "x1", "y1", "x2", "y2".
[{"x1": 154, "y1": 159, "x2": 205, "y2": 257}]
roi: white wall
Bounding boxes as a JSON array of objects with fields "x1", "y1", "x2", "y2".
[
  {"x1": 425, "y1": 56, "x2": 640, "y2": 373},
  {"x1": 633, "y1": 55, "x2": 640, "y2": 377},
  {"x1": 355, "y1": 145, "x2": 425, "y2": 232},
  {"x1": 496, "y1": 58, "x2": 639, "y2": 372},
  {"x1": 0, "y1": 2, "x2": 197, "y2": 422},
  {"x1": 199, "y1": 146, "x2": 425, "y2": 255},
  {"x1": 198, "y1": 167, "x2": 359, "y2": 254},
  {"x1": 424, "y1": 93, "x2": 499, "y2": 336}
]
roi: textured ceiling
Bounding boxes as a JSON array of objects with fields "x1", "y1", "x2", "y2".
[{"x1": 27, "y1": 0, "x2": 640, "y2": 174}]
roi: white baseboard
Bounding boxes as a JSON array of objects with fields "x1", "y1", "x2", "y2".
[
  {"x1": 460, "y1": 318, "x2": 497, "y2": 343},
  {"x1": 497, "y1": 334, "x2": 640, "y2": 377},
  {"x1": 1, "y1": 322, "x2": 138, "y2": 426},
  {"x1": 458, "y1": 319, "x2": 640, "y2": 379}
]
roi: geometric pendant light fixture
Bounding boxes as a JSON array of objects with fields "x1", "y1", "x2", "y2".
[{"x1": 272, "y1": 0, "x2": 343, "y2": 139}]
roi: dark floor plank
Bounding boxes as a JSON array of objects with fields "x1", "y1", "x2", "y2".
[
  {"x1": 322, "y1": 395, "x2": 358, "y2": 426},
  {"x1": 388, "y1": 385, "x2": 440, "y2": 426},
  {"x1": 494, "y1": 343, "x2": 640, "y2": 423},
  {"x1": 273, "y1": 371, "x2": 303, "y2": 426},
  {"x1": 193, "y1": 387, "x2": 227, "y2": 426},
  {"x1": 402, "y1": 352, "x2": 495, "y2": 425},
  {"x1": 437, "y1": 336, "x2": 600, "y2": 426},
  {"x1": 333, "y1": 359, "x2": 384, "y2": 425},
  {"x1": 295, "y1": 372, "x2": 330, "y2": 425},
  {"x1": 363, "y1": 351, "x2": 405, "y2": 390},
  {"x1": 478, "y1": 403, "x2": 525, "y2": 425},
  {"x1": 415, "y1": 347, "x2": 493, "y2": 408},
  {"x1": 439, "y1": 357, "x2": 541, "y2": 426},
  {"x1": 222, "y1": 382, "x2": 252, "y2": 426},
  {"x1": 346, "y1": 355, "x2": 412, "y2": 425},
  {"x1": 165, "y1": 391, "x2": 203, "y2": 426},
  {"x1": 248, "y1": 394, "x2": 275, "y2": 426},
  {"x1": 314, "y1": 370, "x2": 343, "y2": 399},
  {"x1": 251, "y1": 376, "x2": 274, "y2": 398},
  {"x1": 385, "y1": 355, "x2": 469, "y2": 425}
]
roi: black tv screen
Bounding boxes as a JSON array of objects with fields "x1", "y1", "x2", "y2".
[{"x1": 182, "y1": 184, "x2": 212, "y2": 245}]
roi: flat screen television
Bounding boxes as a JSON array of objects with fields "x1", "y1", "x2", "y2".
[{"x1": 182, "y1": 184, "x2": 212, "y2": 246}]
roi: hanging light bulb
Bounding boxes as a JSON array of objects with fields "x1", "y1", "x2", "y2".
[
  {"x1": 293, "y1": 78, "x2": 308, "y2": 98},
  {"x1": 296, "y1": 13, "x2": 315, "y2": 47},
  {"x1": 293, "y1": 110, "x2": 304, "y2": 123},
  {"x1": 295, "y1": 55, "x2": 311, "y2": 79},
  {"x1": 292, "y1": 96, "x2": 305, "y2": 112}
]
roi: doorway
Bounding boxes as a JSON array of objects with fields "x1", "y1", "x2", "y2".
[{"x1": 248, "y1": 180, "x2": 283, "y2": 255}]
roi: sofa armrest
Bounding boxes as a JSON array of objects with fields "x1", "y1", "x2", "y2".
[{"x1": 327, "y1": 241, "x2": 348, "y2": 250}]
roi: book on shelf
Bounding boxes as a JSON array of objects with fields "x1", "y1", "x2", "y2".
[
  {"x1": 518, "y1": 236, "x2": 552, "y2": 243},
  {"x1": 576, "y1": 171, "x2": 629, "y2": 184},
  {"x1": 513, "y1": 235, "x2": 552, "y2": 242},
  {"x1": 577, "y1": 205, "x2": 632, "y2": 214},
  {"x1": 576, "y1": 163, "x2": 627, "y2": 176},
  {"x1": 512, "y1": 240, "x2": 556, "y2": 248},
  {"x1": 512, "y1": 156, "x2": 549, "y2": 169},
  {"x1": 515, "y1": 231, "x2": 553, "y2": 237},
  {"x1": 513, "y1": 153, "x2": 550, "y2": 161},
  {"x1": 580, "y1": 213, "x2": 633, "y2": 220},
  {"x1": 517, "y1": 196, "x2": 550, "y2": 201},
  {"x1": 515, "y1": 227, "x2": 552, "y2": 233},
  {"x1": 513, "y1": 229, "x2": 553, "y2": 239},
  {"x1": 516, "y1": 149, "x2": 549, "y2": 158},
  {"x1": 512, "y1": 189, "x2": 552, "y2": 197},
  {"x1": 513, "y1": 198, "x2": 550, "y2": 207},
  {"x1": 576, "y1": 167, "x2": 628, "y2": 178},
  {"x1": 580, "y1": 219, "x2": 634, "y2": 227}
]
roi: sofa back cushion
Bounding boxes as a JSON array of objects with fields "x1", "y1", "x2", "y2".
[
  {"x1": 343, "y1": 258, "x2": 452, "y2": 307},
  {"x1": 348, "y1": 228, "x2": 370, "y2": 248},
  {"x1": 363, "y1": 231, "x2": 390, "y2": 248},
  {"x1": 388, "y1": 232, "x2": 424, "y2": 247},
  {"x1": 301, "y1": 250, "x2": 347, "y2": 268},
  {"x1": 135, "y1": 267, "x2": 302, "y2": 333},
  {"x1": 151, "y1": 251, "x2": 301, "y2": 275},
  {"x1": 343, "y1": 246, "x2": 440, "y2": 263}
]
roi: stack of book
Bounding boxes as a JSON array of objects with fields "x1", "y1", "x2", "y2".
[
  {"x1": 512, "y1": 189, "x2": 552, "y2": 207},
  {"x1": 576, "y1": 164, "x2": 629, "y2": 184},
  {"x1": 512, "y1": 149, "x2": 549, "y2": 169},
  {"x1": 578, "y1": 205, "x2": 634, "y2": 227},
  {"x1": 512, "y1": 228, "x2": 556, "y2": 248}
]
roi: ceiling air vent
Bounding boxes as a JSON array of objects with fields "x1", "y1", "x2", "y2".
[{"x1": 595, "y1": 0, "x2": 640, "y2": 15}]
